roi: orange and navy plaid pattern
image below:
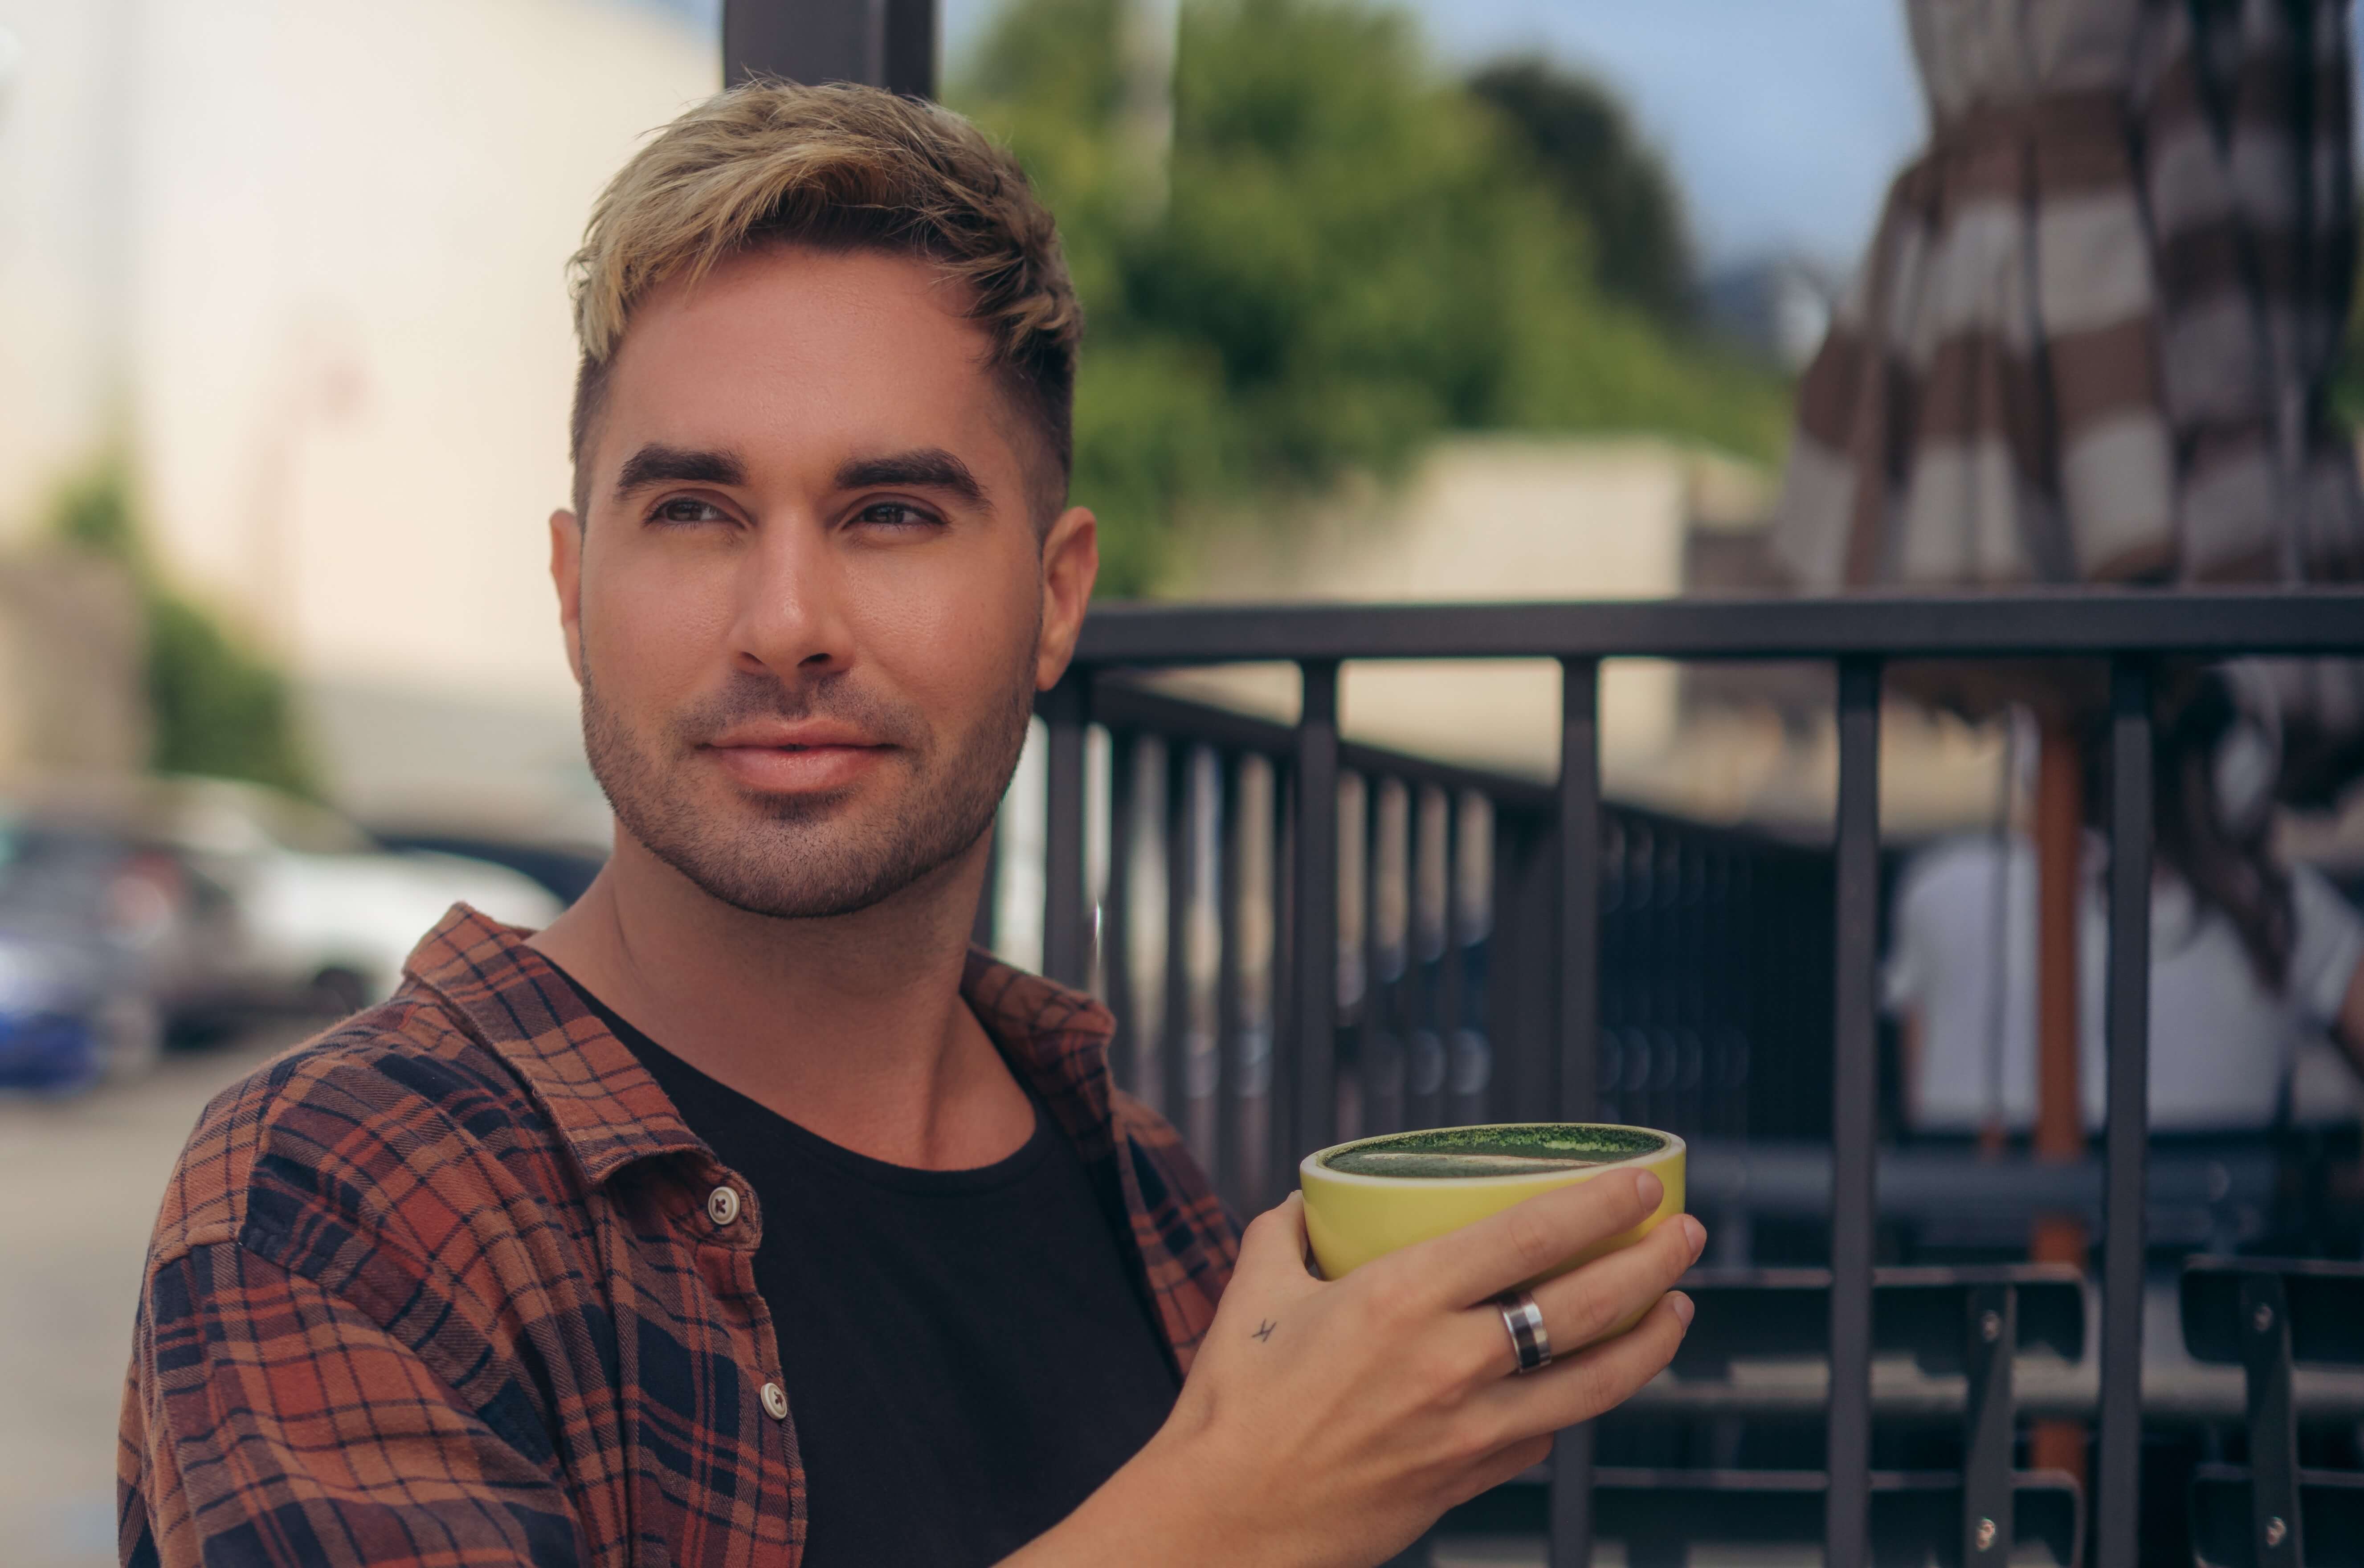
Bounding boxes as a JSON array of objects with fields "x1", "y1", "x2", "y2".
[{"x1": 117, "y1": 904, "x2": 1237, "y2": 1567}]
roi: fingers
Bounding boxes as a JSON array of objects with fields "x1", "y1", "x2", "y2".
[
  {"x1": 1372, "y1": 1168, "x2": 1668, "y2": 1313},
  {"x1": 1478, "y1": 1290, "x2": 1695, "y2": 1438},
  {"x1": 1521, "y1": 1211, "x2": 1704, "y2": 1360}
]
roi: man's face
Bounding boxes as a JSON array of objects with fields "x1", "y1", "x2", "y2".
[{"x1": 551, "y1": 245, "x2": 1096, "y2": 919}]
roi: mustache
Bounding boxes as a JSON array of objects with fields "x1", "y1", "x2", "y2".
[{"x1": 670, "y1": 672, "x2": 928, "y2": 751}]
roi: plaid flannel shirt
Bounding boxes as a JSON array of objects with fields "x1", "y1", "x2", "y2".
[{"x1": 118, "y1": 904, "x2": 1238, "y2": 1568}]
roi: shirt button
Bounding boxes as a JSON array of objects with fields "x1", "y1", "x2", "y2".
[
  {"x1": 706, "y1": 1185, "x2": 742, "y2": 1227},
  {"x1": 760, "y1": 1381, "x2": 789, "y2": 1421}
]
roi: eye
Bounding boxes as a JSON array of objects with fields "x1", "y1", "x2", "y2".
[
  {"x1": 648, "y1": 495, "x2": 730, "y2": 526},
  {"x1": 852, "y1": 501, "x2": 942, "y2": 531}
]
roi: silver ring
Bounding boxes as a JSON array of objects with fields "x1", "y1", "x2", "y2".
[{"x1": 1496, "y1": 1288, "x2": 1552, "y2": 1375}]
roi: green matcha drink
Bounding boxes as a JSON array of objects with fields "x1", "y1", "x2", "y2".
[{"x1": 1315, "y1": 1123, "x2": 1669, "y2": 1180}]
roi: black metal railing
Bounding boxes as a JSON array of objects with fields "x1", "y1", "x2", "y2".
[{"x1": 1001, "y1": 588, "x2": 2364, "y2": 1568}]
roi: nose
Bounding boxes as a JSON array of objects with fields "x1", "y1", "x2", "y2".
[{"x1": 730, "y1": 511, "x2": 854, "y2": 681}]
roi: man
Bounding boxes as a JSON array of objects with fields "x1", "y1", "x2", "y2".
[{"x1": 118, "y1": 83, "x2": 1702, "y2": 1568}]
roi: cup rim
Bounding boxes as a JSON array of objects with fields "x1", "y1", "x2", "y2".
[{"x1": 1300, "y1": 1121, "x2": 1686, "y2": 1188}]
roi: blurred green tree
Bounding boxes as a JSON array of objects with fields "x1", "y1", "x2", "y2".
[
  {"x1": 955, "y1": 0, "x2": 1785, "y2": 593},
  {"x1": 50, "y1": 458, "x2": 317, "y2": 796},
  {"x1": 1469, "y1": 58, "x2": 1695, "y2": 326}
]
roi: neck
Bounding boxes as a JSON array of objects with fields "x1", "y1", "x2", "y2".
[{"x1": 529, "y1": 826, "x2": 1032, "y2": 1170}]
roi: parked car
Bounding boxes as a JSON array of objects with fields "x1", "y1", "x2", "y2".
[
  {"x1": 8, "y1": 776, "x2": 566, "y2": 1036},
  {"x1": 145, "y1": 777, "x2": 566, "y2": 1014},
  {"x1": 0, "y1": 817, "x2": 220, "y2": 1089}
]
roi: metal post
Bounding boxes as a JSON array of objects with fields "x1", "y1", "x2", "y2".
[
  {"x1": 2237, "y1": 1272, "x2": 2301, "y2": 1568},
  {"x1": 1215, "y1": 757, "x2": 1246, "y2": 1198},
  {"x1": 1548, "y1": 657, "x2": 1602, "y2": 1568},
  {"x1": 1163, "y1": 743, "x2": 1196, "y2": 1124},
  {"x1": 722, "y1": 0, "x2": 937, "y2": 97},
  {"x1": 1268, "y1": 771, "x2": 1299, "y2": 1209},
  {"x1": 1291, "y1": 661, "x2": 1342, "y2": 1164},
  {"x1": 1826, "y1": 657, "x2": 1882, "y2": 1568},
  {"x1": 2096, "y1": 658, "x2": 2153, "y2": 1568},
  {"x1": 1103, "y1": 734, "x2": 1139, "y2": 1095},
  {"x1": 1042, "y1": 676, "x2": 1090, "y2": 988},
  {"x1": 1556, "y1": 658, "x2": 1602, "y2": 1123},
  {"x1": 1962, "y1": 1283, "x2": 2015, "y2": 1565}
]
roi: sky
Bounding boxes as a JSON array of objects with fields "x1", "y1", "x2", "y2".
[{"x1": 939, "y1": 0, "x2": 1927, "y2": 272}]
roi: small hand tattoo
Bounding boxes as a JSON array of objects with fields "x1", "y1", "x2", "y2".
[{"x1": 1253, "y1": 1319, "x2": 1276, "y2": 1342}]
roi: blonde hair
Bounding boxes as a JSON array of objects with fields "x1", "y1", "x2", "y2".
[{"x1": 566, "y1": 81, "x2": 1082, "y2": 519}]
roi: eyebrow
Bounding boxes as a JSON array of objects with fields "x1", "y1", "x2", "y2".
[
  {"x1": 835, "y1": 448, "x2": 986, "y2": 507},
  {"x1": 612, "y1": 444, "x2": 748, "y2": 498}
]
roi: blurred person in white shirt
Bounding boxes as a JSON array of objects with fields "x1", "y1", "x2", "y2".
[{"x1": 1886, "y1": 668, "x2": 2364, "y2": 1136}]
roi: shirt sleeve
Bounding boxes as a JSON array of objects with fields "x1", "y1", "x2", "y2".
[
  {"x1": 120, "y1": 1239, "x2": 585, "y2": 1568},
  {"x1": 2287, "y1": 866, "x2": 2364, "y2": 1031}
]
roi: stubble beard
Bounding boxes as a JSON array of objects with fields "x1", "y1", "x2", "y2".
[{"x1": 580, "y1": 640, "x2": 1037, "y2": 921}]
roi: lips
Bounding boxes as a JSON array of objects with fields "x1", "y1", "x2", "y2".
[{"x1": 701, "y1": 728, "x2": 890, "y2": 794}]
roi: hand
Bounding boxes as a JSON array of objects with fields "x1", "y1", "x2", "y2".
[{"x1": 1009, "y1": 1168, "x2": 1703, "y2": 1568}]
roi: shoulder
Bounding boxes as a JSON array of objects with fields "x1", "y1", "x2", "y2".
[{"x1": 149, "y1": 980, "x2": 566, "y2": 1274}]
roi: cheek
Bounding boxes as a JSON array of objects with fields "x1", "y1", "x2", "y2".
[
  {"x1": 845, "y1": 545, "x2": 1037, "y2": 709},
  {"x1": 582, "y1": 542, "x2": 739, "y2": 693}
]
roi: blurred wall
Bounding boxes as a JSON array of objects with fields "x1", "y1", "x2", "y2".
[
  {"x1": 0, "y1": 551, "x2": 146, "y2": 781},
  {"x1": 1164, "y1": 435, "x2": 2007, "y2": 837},
  {"x1": 0, "y1": 0, "x2": 716, "y2": 835}
]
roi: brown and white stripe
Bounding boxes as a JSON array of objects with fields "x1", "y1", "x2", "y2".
[{"x1": 1772, "y1": 0, "x2": 2364, "y2": 593}]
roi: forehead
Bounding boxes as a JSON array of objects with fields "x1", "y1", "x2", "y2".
[{"x1": 595, "y1": 245, "x2": 1020, "y2": 493}]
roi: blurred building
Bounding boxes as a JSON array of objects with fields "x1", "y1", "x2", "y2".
[
  {"x1": 1168, "y1": 433, "x2": 2007, "y2": 840},
  {"x1": 0, "y1": 550, "x2": 146, "y2": 780},
  {"x1": 0, "y1": 0, "x2": 719, "y2": 845}
]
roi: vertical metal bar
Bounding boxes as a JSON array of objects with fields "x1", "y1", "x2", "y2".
[
  {"x1": 1556, "y1": 658, "x2": 1603, "y2": 1124},
  {"x1": 1042, "y1": 675, "x2": 1090, "y2": 988},
  {"x1": 723, "y1": 0, "x2": 937, "y2": 95},
  {"x1": 1358, "y1": 775, "x2": 1392, "y2": 1136},
  {"x1": 1215, "y1": 757, "x2": 1246, "y2": 1206},
  {"x1": 1826, "y1": 657, "x2": 1882, "y2": 1568},
  {"x1": 2097, "y1": 658, "x2": 2153, "y2": 1568},
  {"x1": 1268, "y1": 769, "x2": 1299, "y2": 1209},
  {"x1": 1962, "y1": 1283, "x2": 2015, "y2": 1565},
  {"x1": 2238, "y1": 1271, "x2": 2301, "y2": 1568},
  {"x1": 881, "y1": 0, "x2": 937, "y2": 97},
  {"x1": 1486, "y1": 813, "x2": 1525, "y2": 1123},
  {"x1": 1163, "y1": 743, "x2": 1195, "y2": 1126},
  {"x1": 1292, "y1": 662, "x2": 1342, "y2": 1164},
  {"x1": 1438, "y1": 791, "x2": 1466, "y2": 1041},
  {"x1": 1103, "y1": 734, "x2": 1139, "y2": 1096},
  {"x1": 1402, "y1": 785, "x2": 1439, "y2": 1130},
  {"x1": 1510, "y1": 820, "x2": 1556, "y2": 1123},
  {"x1": 1549, "y1": 657, "x2": 1603, "y2": 1568}
]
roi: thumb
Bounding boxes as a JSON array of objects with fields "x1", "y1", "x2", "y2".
[{"x1": 1233, "y1": 1192, "x2": 1317, "y2": 1286}]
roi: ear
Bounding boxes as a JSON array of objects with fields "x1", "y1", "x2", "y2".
[
  {"x1": 549, "y1": 508, "x2": 585, "y2": 686},
  {"x1": 1033, "y1": 505, "x2": 1099, "y2": 692}
]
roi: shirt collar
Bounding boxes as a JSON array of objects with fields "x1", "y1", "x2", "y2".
[{"x1": 402, "y1": 903, "x2": 1123, "y2": 1186}]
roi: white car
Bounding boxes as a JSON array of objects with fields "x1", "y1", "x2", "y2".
[{"x1": 28, "y1": 775, "x2": 566, "y2": 1016}]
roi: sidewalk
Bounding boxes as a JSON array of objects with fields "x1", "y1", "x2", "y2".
[{"x1": 0, "y1": 1023, "x2": 307, "y2": 1568}]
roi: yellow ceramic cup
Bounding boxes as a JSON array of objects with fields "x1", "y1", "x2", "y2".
[{"x1": 1298, "y1": 1123, "x2": 1687, "y2": 1310}]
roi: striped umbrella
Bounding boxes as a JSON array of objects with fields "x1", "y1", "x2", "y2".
[{"x1": 1773, "y1": 0, "x2": 2364, "y2": 600}]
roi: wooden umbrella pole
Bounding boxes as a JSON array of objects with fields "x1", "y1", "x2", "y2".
[{"x1": 2031, "y1": 716, "x2": 2090, "y2": 1479}]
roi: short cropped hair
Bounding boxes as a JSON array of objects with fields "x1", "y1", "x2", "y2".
[{"x1": 566, "y1": 81, "x2": 1082, "y2": 522}]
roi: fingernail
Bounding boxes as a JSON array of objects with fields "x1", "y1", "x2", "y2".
[
  {"x1": 1670, "y1": 1291, "x2": 1695, "y2": 1327},
  {"x1": 1680, "y1": 1215, "x2": 1707, "y2": 1260},
  {"x1": 1633, "y1": 1170, "x2": 1663, "y2": 1209}
]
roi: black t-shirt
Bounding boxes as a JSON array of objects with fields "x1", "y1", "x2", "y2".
[{"x1": 552, "y1": 973, "x2": 1180, "y2": 1566}]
